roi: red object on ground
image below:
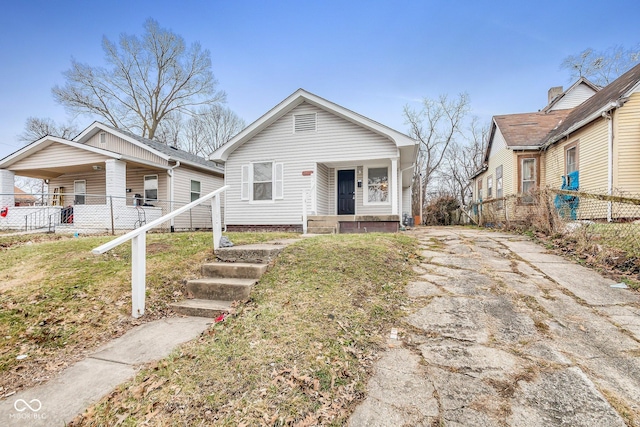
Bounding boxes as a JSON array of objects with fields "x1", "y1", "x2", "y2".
[
  {"x1": 0, "y1": 207, "x2": 7, "y2": 217},
  {"x1": 214, "y1": 313, "x2": 227, "y2": 323}
]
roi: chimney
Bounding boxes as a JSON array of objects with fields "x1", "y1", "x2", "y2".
[{"x1": 548, "y1": 86, "x2": 563, "y2": 104}]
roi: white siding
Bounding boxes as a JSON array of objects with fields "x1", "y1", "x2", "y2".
[
  {"x1": 85, "y1": 132, "x2": 167, "y2": 165},
  {"x1": 316, "y1": 163, "x2": 330, "y2": 215},
  {"x1": 402, "y1": 186, "x2": 412, "y2": 217},
  {"x1": 225, "y1": 102, "x2": 399, "y2": 225},
  {"x1": 49, "y1": 171, "x2": 107, "y2": 203},
  {"x1": 550, "y1": 83, "x2": 597, "y2": 111}
]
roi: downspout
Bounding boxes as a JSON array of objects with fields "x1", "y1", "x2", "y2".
[
  {"x1": 168, "y1": 161, "x2": 181, "y2": 232},
  {"x1": 602, "y1": 102, "x2": 620, "y2": 222}
]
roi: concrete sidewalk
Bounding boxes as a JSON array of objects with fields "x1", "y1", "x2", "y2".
[{"x1": 0, "y1": 316, "x2": 211, "y2": 426}]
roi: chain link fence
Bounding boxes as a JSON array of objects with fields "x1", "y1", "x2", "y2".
[
  {"x1": 0, "y1": 193, "x2": 221, "y2": 234},
  {"x1": 468, "y1": 188, "x2": 640, "y2": 257}
]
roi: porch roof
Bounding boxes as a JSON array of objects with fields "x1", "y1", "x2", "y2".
[{"x1": 0, "y1": 136, "x2": 169, "y2": 179}]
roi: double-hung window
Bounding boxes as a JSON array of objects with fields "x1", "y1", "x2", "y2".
[
  {"x1": 190, "y1": 180, "x2": 201, "y2": 202},
  {"x1": 519, "y1": 156, "x2": 538, "y2": 204},
  {"x1": 241, "y1": 162, "x2": 284, "y2": 202},
  {"x1": 366, "y1": 167, "x2": 389, "y2": 203},
  {"x1": 565, "y1": 143, "x2": 579, "y2": 187},
  {"x1": 496, "y1": 165, "x2": 503, "y2": 209},
  {"x1": 74, "y1": 180, "x2": 86, "y2": 205},
  {"x1": 144, "y1": 175, "x2": 158, "y2": 203}
]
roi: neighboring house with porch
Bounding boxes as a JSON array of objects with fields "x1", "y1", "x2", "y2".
[
  {"x1": 472, "y1": 63, "x2": 640, "y2": 222},
  {"x1": 210, "y1": 89, "x2": 418, "y2": 233},
  {"x1": 0, "y1": 122, "x2": 224, "y2": 232}
]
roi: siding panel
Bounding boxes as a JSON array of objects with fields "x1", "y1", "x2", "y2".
[
  {"x1": 11, "y1": 143, "x2": 108, "y2": 170},
  {"x1": 85, "y1": 132, "x2": 167, "y2": 165}
]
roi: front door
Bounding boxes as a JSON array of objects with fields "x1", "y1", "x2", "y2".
[{"x1": 337, "y1": 170, "x2": 355, "y2": 215}]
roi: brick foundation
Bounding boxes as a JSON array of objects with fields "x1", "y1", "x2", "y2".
[{"x1": 226, "y1": 224, "x2": 303, "y2": 233}]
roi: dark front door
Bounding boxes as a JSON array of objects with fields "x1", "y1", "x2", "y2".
[{"x1": 337, "y1": 169, "x2": 355, "y2": 215}]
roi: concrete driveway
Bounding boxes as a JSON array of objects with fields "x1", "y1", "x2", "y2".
[{"x1": 350, "y1": 227, "x2": 640, "y2": 427}]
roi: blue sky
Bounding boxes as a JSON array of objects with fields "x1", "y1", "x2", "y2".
[{"x1": 0, "y1": 0, "x2": 638, "y2": 159}]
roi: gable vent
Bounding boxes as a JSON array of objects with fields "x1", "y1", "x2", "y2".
[
  {"x1": 99, "y1": 132, "x2": 106, "y2": 144},
  {"x1": 294, "y1": 113, "x2": 317, "y2": 133}
]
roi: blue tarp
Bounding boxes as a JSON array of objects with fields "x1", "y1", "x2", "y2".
[{"x1": 554, "y1": 171, "x2": 579, "y2": 219}]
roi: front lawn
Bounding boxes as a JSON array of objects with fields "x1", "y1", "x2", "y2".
[
  {"x1": 0, "y1": 231, "x2": 296, "y2": 396},
  {"x1": 70, "y1": 233, "x2": 418, "y2": 425}
]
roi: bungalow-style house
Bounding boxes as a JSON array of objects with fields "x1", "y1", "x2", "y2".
[
  {"x1": 0, "y1": 122, "x2": 224, "y2": 232},
  {"x1": 472, "y1": 62, "x2": 640, "y2": 222},
  {"x1": 210, "y1": 89, "x2": 418, "y2": 233}
]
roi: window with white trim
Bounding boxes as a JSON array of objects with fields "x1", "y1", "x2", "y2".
[
  {"x1": 566, "y1": 147, "x2": 577, "y2": 174},
  {"x1": 520, "y1": 157, "x2": 537, "y2": 204},
  {"x1": 366, "y1": 167, "x2": 389, "y2": 203},
  {"x1": 144, "y1": 175, "x2": 158, "y2": 202},
  {"x1": 190, "y1": 180, "x2": 201, "y2": 202},
  {"x1": 74, "y1": 180, "x2": 86, "y2": 205},
  {"x1": 241, "y1": 162, "x2": 284, "y2": 202}
]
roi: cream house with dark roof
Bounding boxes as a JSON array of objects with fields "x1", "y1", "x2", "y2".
[
  {"x1": 472, "y1": 63, "x2": 640, "y2": 222},
  {"x1": 0, "y1": 122, "x2": 224, "y2": 231}
]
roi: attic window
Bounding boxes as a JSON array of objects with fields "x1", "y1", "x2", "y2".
[
  {"x1": 99, "y1": 132, "x2": 106, "y2": 144},
  {"x1": 294, "y1": 113, "x2": 317, "y2": 133}
]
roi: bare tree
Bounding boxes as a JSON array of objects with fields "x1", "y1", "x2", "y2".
[
  {"x1": 52, "y1": 19, "x2": 226, "y2": 140},
  {"x1": 154, "y1": 111, "x2": 183, "y2": 147},
  {"x1": 18, "y1": 117, "x2": 79, "y2": 144},
  {"x1": 404, "y1": 93, "x2": 470, "y2": 216},
  {"x1": 183, "y1": 105, "x2": 246, "y2": 157},
  {"x1": 561, "y1": 44, "x2": 640, "y2": 86},
  {"x1": 438, "y1": 117, "x2": 488, "y2": 206}
]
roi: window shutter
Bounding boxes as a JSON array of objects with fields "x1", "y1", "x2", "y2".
[
  {"x1": 241, "y1": 165, "x2": 249, "y2": 201},
  {"x1": 274, "y1": 163, "x2": 284, "y2": 200}
]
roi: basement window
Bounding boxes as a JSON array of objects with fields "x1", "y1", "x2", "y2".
[{"x1": 294, "y1": 113, "x2": 317, "y2": 133}]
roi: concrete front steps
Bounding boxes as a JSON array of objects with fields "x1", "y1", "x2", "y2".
[{"x1": 170, "y1": 243, "x2": 288, "y2": 318}]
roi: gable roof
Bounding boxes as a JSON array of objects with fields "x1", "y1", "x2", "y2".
[
  {"x1": 210, "y1": 89, "x2": 416, "y2": 162},
  {"x1": 542, "y1": 77, "x2": 600, "y2": 112},
  {"x1": 543, "y1": 63, "x2": 640, "y2": 148},
  {"x1": 483, "y1": 109, "x2": 572, "y2": 163},
  {"x1": 0, "y1": 135, "x2": 122, "y2": 168},
  {"x1": 75, "y1": 122, "x2": 223, "y2": 175}
]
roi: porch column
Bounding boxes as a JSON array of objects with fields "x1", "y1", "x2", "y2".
[
  {"x1": 391, "y1": 159, "x2": 398, "y2": 215},
  {"x1": 0, "y1": 169, "x2": 15, "y2": 207},
  {"x1": 105, "y1": 159, "x2": 127, "y2": 207}
]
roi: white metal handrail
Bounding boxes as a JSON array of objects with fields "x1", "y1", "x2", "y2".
[{"x1": 92, "y1": 185, "x2": 228, "y2": 318}]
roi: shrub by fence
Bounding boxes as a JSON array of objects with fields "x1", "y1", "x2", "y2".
[{"x1": 469, "y1": 188, "x2": 640, "y2": 258}]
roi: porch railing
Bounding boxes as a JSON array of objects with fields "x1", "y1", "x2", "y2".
[{"x1": 91, "y1": 186, "x2": 228, "y2": 318}]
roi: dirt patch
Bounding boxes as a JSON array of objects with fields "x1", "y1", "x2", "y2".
[{"x1": 146, "y1": 242, "x2": 172, "y2": 254}]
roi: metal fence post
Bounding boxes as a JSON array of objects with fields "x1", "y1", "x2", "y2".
[
  {"x1": 109, "y1": 196, "x2": 115, "y2": 235},
  {"x1": 131, "y1": 232, "x2": 146, "y2": 318}
]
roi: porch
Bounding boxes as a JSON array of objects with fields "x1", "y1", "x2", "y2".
[{"x1": 307, "y1": 214, "x2": 400, "y2": 234}]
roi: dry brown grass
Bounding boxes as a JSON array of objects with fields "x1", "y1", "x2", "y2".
[{"x1": 69, "y1": 233, "x2": 418, "y2": 426}]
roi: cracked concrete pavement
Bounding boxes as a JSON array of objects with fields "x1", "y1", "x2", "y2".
[{"x1": 349, "y1": 227, "x2": 640, "y2": 427}]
